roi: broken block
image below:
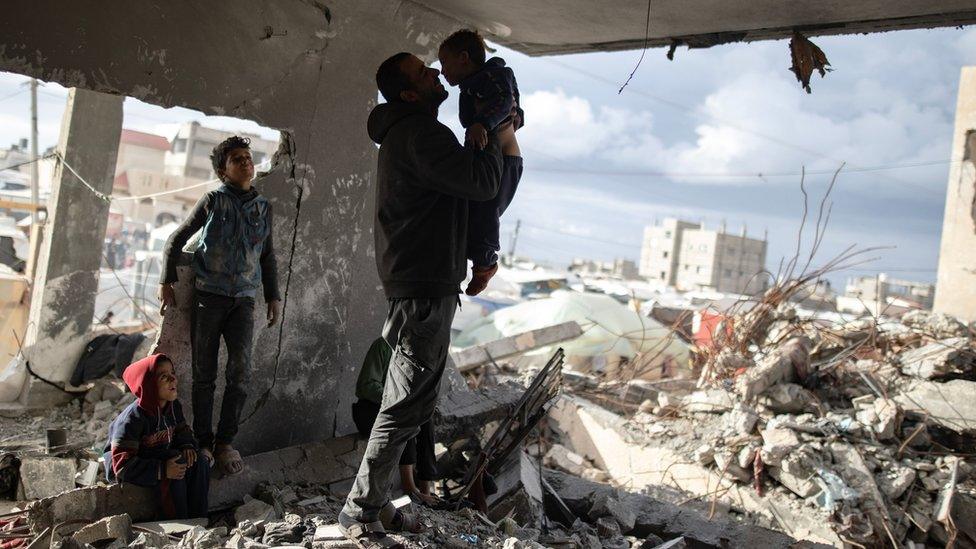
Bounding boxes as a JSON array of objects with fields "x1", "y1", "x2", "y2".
[
  {"x1": 897, "y1": 337, "x2": 973, "y2": 379},
  {"x1": 876, "y1": 463, "x2": 916, "y2": 500},
  {"x1": 714, "y1": 452, "x2": 752, "y2": 483},
  {"x1": 723, "y1": 403, "x2": 759, "y2": 435},
  {"x1": 760, "y1": 427, "x2": 801, "y2": 467},
  {"x1": 27, "y1": 484, "x2": 157, "y2": 534},
  {"x1": 71, "y1": 513, "x2": 133, "y2": 546},
  {"x1": 895, "y1": 379, "x2": 976, "y2": 435},
  {"x1": 588, "y1": 492, "x2": 636, "y2": 534},
  {"x1": 737, "y1": 337, "x2": 810, "y2": 402},
  {"x1": 19, "y1": 456, "x2": 78, "y2": 500},
  {"x1": 682, "y1": 389, "x2": 735, "y2": 413},
  {"x1": 235, "y1": 495, "x2": 278, "y2": 524}
]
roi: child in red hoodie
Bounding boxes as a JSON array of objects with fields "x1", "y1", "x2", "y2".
[{"x1": 104, "y1": 354, "x2": 210, "y2": 519}]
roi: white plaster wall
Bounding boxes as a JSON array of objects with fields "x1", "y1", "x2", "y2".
[
  {"x1": 934, "y1": 67, "x2": 976, "y2": 322},
  {"x1": 0, "y1": 0, "x2": 465, "y2": 453}
]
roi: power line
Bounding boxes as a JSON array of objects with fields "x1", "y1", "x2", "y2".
[{"x1": 526, "y1": 158, "x2": 955, "y2": 180}]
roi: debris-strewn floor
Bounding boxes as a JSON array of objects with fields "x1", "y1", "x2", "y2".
[{"x1": 534, "y1": 307, "x2": 976, "y2": 548}]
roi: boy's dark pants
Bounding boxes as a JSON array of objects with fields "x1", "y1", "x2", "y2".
[
  {"x1": 160, "y1": 459, "x2": 210, "y2": 519},
  {"x1": 352, "y1": 399, "x2": 438, "y2": 482},
  {"x1": 191, "y1": 290, "x2": 255, "y2": 450},
  {"x1": 467, "y1": 155, "x2": 523, "y2": 267}
]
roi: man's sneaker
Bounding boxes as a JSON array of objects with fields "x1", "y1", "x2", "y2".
[{"x1": 465, "y1": 263, "x2": 498, "y2": 296}]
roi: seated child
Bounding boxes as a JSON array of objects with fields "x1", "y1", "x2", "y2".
[
  {"x1": 104, "y1": 354, "x2": 210, "y2": 519},
  {"x1": 352, "y1": 337, "x2": 439, "y2": 506},
  {"x1": 438, "y1": 29, "x2": 525, "y2": 296}
]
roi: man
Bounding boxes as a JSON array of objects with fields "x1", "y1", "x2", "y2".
[{"x1": 339, "y1": 52, "x2": 502, "y2": 548}]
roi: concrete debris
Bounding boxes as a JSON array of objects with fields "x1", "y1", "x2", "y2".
[
  {"x1": 588, "y1": 492, "x2": 636, "y2": 533},
  {"x1": 723, "y1": 402, "x2": 759, "y2": 434},
  {"x1": 757, "y1": 383, "x2": 811, "y2": 414},
  {"x1": 760, "y1": 427, "x2": 801, "y2": 467},
  {"x1": 544, "y1": 444, "x2": 609, "y2": 483},
  {"x1": 18, "y1": 456, "x2": 77, "y2": 500},
  {"x1": 234, "y1": 495, "x2": 279, "y2": 524},
  {"x1": 27, "y1": 484, "x2": 157, "y2": 534},
  {"x1": 682, "y1": 389, "x2": 735, "y2": 413},
  {"x1": 71, "y1": 513, "x2": 133, "y2": 546},
  {"x1": 531, "y1": 302, "x2": 976, "y2": 547},
  {"x1": 895, "y1": 379, "x2": 976, "y2": 434},
  {"x1": 897, "y1": 336, "x2": 974, "y2": 379},
  {"x1": 737, "y1": 336, "x2": 810, "y2": 401},
  {"x1": 901, "y1": 310, "x2": 969, "y2": 338}
]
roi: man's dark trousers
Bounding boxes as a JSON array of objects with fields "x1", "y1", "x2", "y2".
[
  {"x1": 190, "y1": 289, "x2": 255, "y2": 450},
  {"x1": 342, "y1": 296, "x2": 456, "y2": 522}
]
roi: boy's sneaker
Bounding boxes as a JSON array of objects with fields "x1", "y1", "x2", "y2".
[{"x1": 465, "y1": 263, "x2": 498, "y2": 296}]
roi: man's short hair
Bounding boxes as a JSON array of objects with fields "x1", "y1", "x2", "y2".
[
  {"x1": 376, "y1": 52, "x2": 413, "y2": 103},
  {"x1": 439, "y1": 29, "x2": 487, "y2": 65},
  {"x1": 210, "y1": 135, "x2": 251, "y2": 177}
]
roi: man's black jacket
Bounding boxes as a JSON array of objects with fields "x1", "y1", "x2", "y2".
[{"x1": 367, "y1": 101, "x2": 503, "y2": 298}]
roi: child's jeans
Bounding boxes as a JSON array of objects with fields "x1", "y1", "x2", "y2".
[
  {"x1": 160, "y1": 458, "x2": 210, "y2": 519},
  {"x1": 190, "y1": 290, "x2": 255, "y2": 450},
  {"x1": 467, "y1": 155, "x2": 523, "y2": 268}
]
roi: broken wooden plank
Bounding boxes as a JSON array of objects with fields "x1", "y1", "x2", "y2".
[{"x1": 452, "y1": 321, "x2": 583, "y2": 373}]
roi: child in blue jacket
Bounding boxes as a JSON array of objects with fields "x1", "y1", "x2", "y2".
[{"x1": 104, "y1": 354, "x2": 209, "y2": 519}]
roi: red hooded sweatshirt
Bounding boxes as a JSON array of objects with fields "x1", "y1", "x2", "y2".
[{"x1": 103, "y1": 354, "x2": 197, "y2": 485}]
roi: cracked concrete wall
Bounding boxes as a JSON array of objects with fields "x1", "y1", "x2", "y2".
[
  {"x1": 0, "y1": 0, "x2": 463, "y2": 452},
  {"x1": 935, "y1": 67, "x2": 976, "y2": 322}
]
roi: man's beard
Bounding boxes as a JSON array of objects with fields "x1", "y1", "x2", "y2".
[{"x1": 420, "y1": 86, "x2": 449, "y2": 108}]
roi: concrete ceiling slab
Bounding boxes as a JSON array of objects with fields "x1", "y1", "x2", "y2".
[{"x1": 411, "y1": 0, "x2": 976, "y2": 55}]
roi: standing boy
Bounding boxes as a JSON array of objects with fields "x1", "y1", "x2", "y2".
[
  {"x1": 104, "y1": 354, "x2": 209, "y2": 519},
  {"x1": 159, "y1": 136, "x2": 280, "y2": 476},
  {"x1": 438, "y1": 29, "x2": 524, "y2": 296}
]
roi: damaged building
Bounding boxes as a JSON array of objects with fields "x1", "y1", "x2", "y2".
[{"x1": 0, "y1": 1, "x2": 975, "y2": 548}]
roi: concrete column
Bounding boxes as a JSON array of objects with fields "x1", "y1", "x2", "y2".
[
  {"x1": 22, "y1": 88, "x2": 123, "y2": 395},
  {"x1": 934, "y1": 67, "x2": 976, "y2": 321}
]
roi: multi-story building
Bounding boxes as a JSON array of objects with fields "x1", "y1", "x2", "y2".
[
  {"x1": 640, "y1": 218, "x2": 768, "y2": 295},
  {"x1": 568, "y1": 258, "x2": 639, "y2": 280},
  {"x1": 164, "y1": 121, "x2": 278, "y2": 180},
  {"x1": 115, "y1": 129, "x2": 169, "y2": 175},
  {"x1": 838, "y1": 273, "x2": 935, "y2": 314}
]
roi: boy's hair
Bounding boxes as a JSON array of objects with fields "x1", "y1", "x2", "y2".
[
  {"x1": 439, "y1": 29, "x2": 487, "y2": 65},
  {"x1": 210, "y1": 135, "x2": 251, "y2": 177},
  {"x1": 376, "y1": 52, "x2": 413, "y2": 103}
]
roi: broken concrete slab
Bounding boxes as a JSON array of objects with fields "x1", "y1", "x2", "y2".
[
  {"x1": 544, "y1": 444, "x2": 608, "y2": 483},
  {"x1": 133, "y1": 518, "x2": 208, "y2": 537},
  {"x1": 723, "y1": 402, "x2": 759, "y2": 434},
  {"x1": 209, "y1": 435, "x2": 365, "y2": 508},
  {"x1": 19, "y1": 456, "x2": 76, "y2": 500},
  {"x1": 876, "y1": 463, "x2": 916, "y2": 500},
  {"x1": 451, "y1": 321, "x2": 583, "y2": 373},
  {"x1": 681, "y1": 389, "x2": 735, "y2": 413},
  {"x1": 934, "y1": 460, "x2": 976, "y2": 546},
  {"x1": 234, "y1": 496, "x2": 279, "y2": 524},
  {"x1": 544, "y1": 469, "x2": 827, "y2": 548},
  {"x1": 760, "y1": 427, "x2": 801, "y2": 466},
  {"x1": 488, "y1": 451, "x2": 544, "y2": 527},
  {"x1": 737, "y1": 337, "x2": 810, "y2": 401},
  {"x1": 757, "y1": 383, "x2": 811, "y2": 414},
  {"x1": 895, "y1": 379, "x2": 976, "y2": 434},
  {"x1": 589, "y1": 492, "x2": 636, "y2": 534},
  {"x1": 897, "y1": 337, "x2": 974, "y2": 379},
  {"x1": 548, "y1": 396, "x2": 841, "y2": 546},
  {"x1": 71, "y1": 513, "x2": 133, "y2": 546},
  {"x1": 27, "y1": 483, "x2": 157, "y2": 534},
  {"x1": 435, "y1": 382, "x2": 523, "y2": 443}
]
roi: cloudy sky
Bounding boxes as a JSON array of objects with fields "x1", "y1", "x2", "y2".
[{"x1": 1, "y1": 26, "x2": 974, "y2": 288}]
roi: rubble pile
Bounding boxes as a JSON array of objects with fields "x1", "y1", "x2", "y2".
[{"x1": 603, "y1": 308, "x2": 976, "y2": 547}]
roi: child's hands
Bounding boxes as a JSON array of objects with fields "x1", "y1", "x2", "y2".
[
  {"x1": 465, "y1": 124, "x2": 488, "y2": 150},
  {"x1": 267, "y1": 300, "x2": 281, "y2": 327},
  {"x1": 182, "y1": 448, "x2": 197, "y2": 468},
  {"x1": 158, "y1": 284, "x2": 176, "y2": 316},
  {"x1": 165, "y1": 456, "x2": 187, "y2": 480}
]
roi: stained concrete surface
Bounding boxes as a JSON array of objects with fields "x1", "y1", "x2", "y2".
[{"x1": 0, "y1": 1, "x2": 463, "y2": 454}]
